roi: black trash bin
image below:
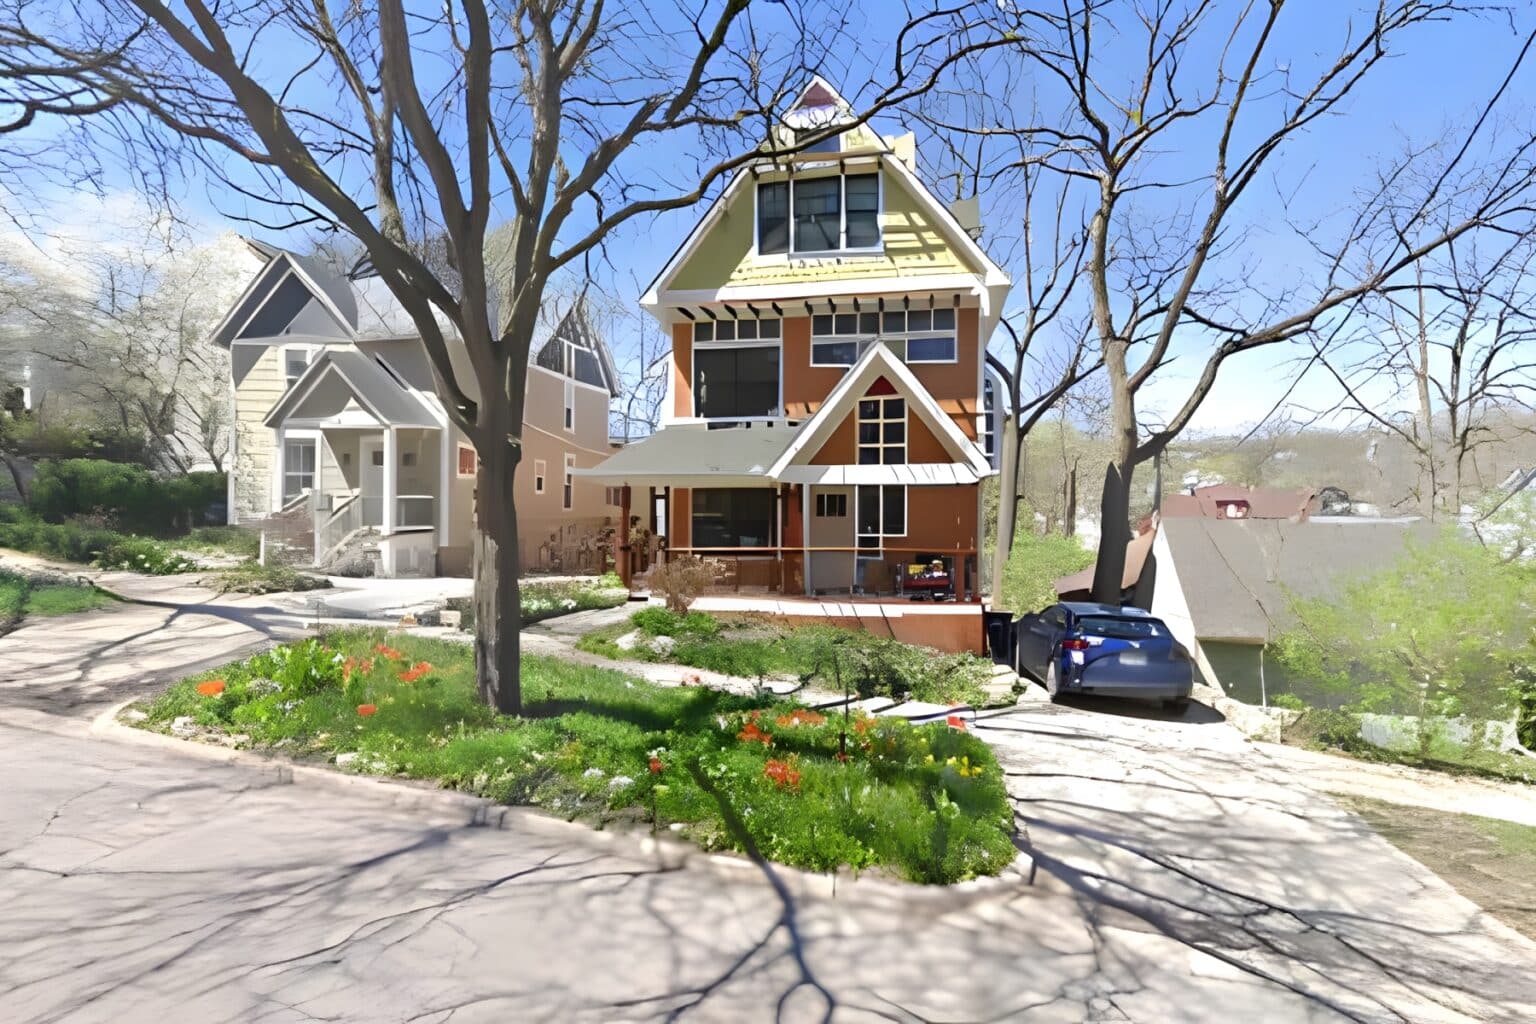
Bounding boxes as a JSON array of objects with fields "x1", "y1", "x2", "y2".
[{"x1": 982, "y1": 609, "x2": 1015, "y2": 666}]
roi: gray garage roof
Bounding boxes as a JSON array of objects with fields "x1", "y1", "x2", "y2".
[
  {"x1": 1162, "y1": 516, "x2": 1432, "y2": 642},
  {"x1": 573, "y1": 424, "x2": 801, "y2": 486}
]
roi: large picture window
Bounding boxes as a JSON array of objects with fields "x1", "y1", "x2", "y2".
[
  {"x1": 283, "y1": 439, "x2": 316, "y2": 502},
  {"x1": 693, "y1": 345, "x2": 780, "y2": 420},
  {"x1": 809, "y1": 305, "x2": 958, "y2": 366},
  {"x1": 856, "y1": 485, "x2": 906, "y2": 549},
  {"x1": 691, "y1": 489, "x2": 777, "y2": 549},
  {"x1": 757, "y1": 172, "x2": 881, "y2": 255},
  {"x1": 858, "y1": 397, "x2": 906, "y2": 465}
]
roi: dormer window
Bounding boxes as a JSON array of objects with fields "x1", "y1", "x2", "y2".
[{"x1": 757, "y1": 173, "x2": 881, "y2": 256}]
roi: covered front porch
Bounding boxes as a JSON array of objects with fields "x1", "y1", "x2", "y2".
[{"x1": 266, "y1": 350, "x2": 447, "y2": 577}]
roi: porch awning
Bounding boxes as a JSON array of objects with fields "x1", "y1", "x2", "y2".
[
  {"x1": 265, "y1": 349, "x2": 441, "y2": 429},
  {"x1": 572, "y1": 424, "x2": 800, "y2": 487},
  {"x1": 776, "y1": 463, "x2": 982, "y2": 486}
]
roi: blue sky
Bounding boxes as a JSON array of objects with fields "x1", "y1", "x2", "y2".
[{"x1": 7, "y1": 1, "x2": 1533, "y2": 437}]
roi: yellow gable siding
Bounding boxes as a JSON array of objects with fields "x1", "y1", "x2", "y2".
[{"x1": 668, "y1": 164, "x2": 975, "y2": 292}]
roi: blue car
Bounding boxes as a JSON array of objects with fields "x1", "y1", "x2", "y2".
[{"x1": 1015, "y1": 602, "x2": 1194, "y2": 711}]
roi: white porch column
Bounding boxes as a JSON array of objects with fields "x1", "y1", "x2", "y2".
[
  {"x1": 382, "y1": 427, "x2": 397, "y2": 536},
  {"x1": 273, "y1": 426, "x2": 287, "y2": 512}
]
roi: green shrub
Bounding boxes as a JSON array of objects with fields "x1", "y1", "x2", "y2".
[
  {"x1": 213, "y1": 561, "x2": 331, "y2": 594},
  {"x1": 28, "y1": 459, "x2": 224, "y2": 536},
  {"x1": 94, "y1": 536, "x2": 199, "y2": 574},
  {"x1": 183, "y1": 526, "x2": 262, "y2": 559},
  {"x1": 1270, "y1": 693, "x2": 1307, "y2": 711},
  {"x1": 0, "y1": 505, "x2": 200, "y2": 575},
  {"x1": 631, "y1": 606, "x2": 720, "y2": 638},
  {"x1": 998, "y1": 526, "x2": 1095, "y2": 614}
]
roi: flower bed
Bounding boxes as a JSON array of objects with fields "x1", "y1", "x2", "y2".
[
  {"x1": 446, "y1": 573, "x2": 629, "y2": 629},
  {"x1": 130, "y1": 629, "x2": 1015, "y2": 883}
]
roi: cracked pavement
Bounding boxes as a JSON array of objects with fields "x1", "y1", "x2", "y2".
[{"x1": 3, "y1": 588, "x2": 1536, "y2": 1022}]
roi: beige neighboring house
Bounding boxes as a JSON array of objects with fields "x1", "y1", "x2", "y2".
[{"x1": 211, "y1": 241, "x2": 621, "y2": 577}]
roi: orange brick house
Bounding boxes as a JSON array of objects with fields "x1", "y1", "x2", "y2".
[{"x1": 579, "y1": 78, "x2": 1010, "y2": 652}]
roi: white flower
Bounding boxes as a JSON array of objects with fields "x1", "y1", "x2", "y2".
[
  {"x1": 583, "y1": 766, "x2": 605, "y2": 778},
  {"x1": 608, "y1": 775, "x2": 634, "y2": 790}
]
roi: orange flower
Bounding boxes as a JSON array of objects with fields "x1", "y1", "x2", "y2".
[
  {"x1": 357, "y1": 703, "x2": 378, "y2": 717},
  {"x1": 374, "y1": 643, "x2": 404, "y2": 660},
  {"x1": 736, "y1": 721, "x2": 773, "y2": 746},
  {"x1": 774, "y1": 709, "x2": 826, "y2": 728},
  {"x1": 196, "y1": 679, "x2": 226, "y2": 697},
  {"x1": 763, "y1": 758, "x2": 801, "y2": 790},
  {"x1": 834, "y1": 751, "x2": 850, "y2": 764},
  {"x1": 342, "y1": 655, "x2": 377, "y2": 682},
  {"x1": 946, "y1": 714, "x2": 967, "y2": 731},
  {"x1": 853, "y1": 717, "x2": 874, "y2": 735},
  {"x1": 397, "y1": 661, "x2": 433, "y2": 683},
  {"x1": 649, "y1": 756, "x2": 665, "y2": 774}
]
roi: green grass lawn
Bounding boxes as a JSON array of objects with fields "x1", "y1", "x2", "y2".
[
  {"x1": 576, "y1": 608, "x2": 994, "y2": 707},
  {"x1": 0, "y1": 566, "x2": 115, "y2": 633},
  {"x1": 132, "y1": 629, "x2": 1016, "y2": 883}
]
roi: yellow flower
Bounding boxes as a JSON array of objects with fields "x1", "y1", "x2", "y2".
[{"x1": 923, "y1": 753, "x2": 934, "y2": 764}]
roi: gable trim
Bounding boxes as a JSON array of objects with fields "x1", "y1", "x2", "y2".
[
  {"x1": 210, "y1": 251, "x2": 357, "y2": 348},
  {"x1": 766, "y1": 343, "x2": 991, "y2": 479}
]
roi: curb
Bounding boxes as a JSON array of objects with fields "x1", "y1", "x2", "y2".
[{"x1": 89, "y1": 698, "x2": 1037, "y2": 900}]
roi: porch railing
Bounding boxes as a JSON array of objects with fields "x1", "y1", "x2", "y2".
[
  {"x1": 648, "y1": 545, "x2": 979, "y2": 602},
  {"x1": 315, "y1": 492, "x2": 366, "y2": 562}
]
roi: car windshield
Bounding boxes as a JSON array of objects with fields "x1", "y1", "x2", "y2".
[{"x1": 1079, "y1": 616, "x2": 1164, "y2": 640}]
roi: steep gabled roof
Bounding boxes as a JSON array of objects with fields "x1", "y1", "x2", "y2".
[
  {"x1": 532, "y1": 302, "x2": 621, "y2": 397},
  {"x1": 767, "y1": 342, "x2": 991, "y2": 480},
  {"x1": 207, "y1": 245, "x2": 357, "y2": 348},
  {"x1": 263, "y1": 349, "x2": 442, "y2": 429}
]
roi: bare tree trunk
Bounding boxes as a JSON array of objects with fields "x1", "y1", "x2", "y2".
[
  {"x1": 991, "y1": 423, "x2": 1019, "y2": 605},
  {"x1": 1091, "y1": 338, "x2": 1137, "y2": 604},
  {"x1": 1064, "y1": 460, "x2": 1077, "y2": 538},
  {"x1": 472, "y1": 415, "x2": 523, "y2": 716},
  {"x1": 1414, "y1": 273, "x2": 1438, "y2": 520},
  {"x1": 0, "y1": 452, "x2": 29, "y2": 503}
]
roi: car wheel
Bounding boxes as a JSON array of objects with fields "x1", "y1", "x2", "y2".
[
  {"x1": 1162, "y1": 697, "x2": 1191, "y2": 714},
  {"x1": 1045, "y1": 661, "x2": 1063, "y2": 702}
]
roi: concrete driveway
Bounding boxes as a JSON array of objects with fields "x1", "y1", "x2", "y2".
[{"x1": 3, "y1": 573, "x2": 1536, "y2": 1021}]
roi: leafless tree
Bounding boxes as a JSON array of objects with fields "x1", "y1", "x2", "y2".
[
  {"x1": 2, "y1": 0, "x2": 1016, "y2": 710},
  {"x1": 1310, "y1": 204, "x2": 1536, "y2": 519},
  {"x1": 610, "y1": 310, "x2": 670, "y2": 442},
  {"x1": 951, "y1": 0, "x2": 1536, "y2": 602}
]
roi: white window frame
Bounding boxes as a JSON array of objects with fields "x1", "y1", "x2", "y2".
[
  {"x1": 562, "y1": 378, "x2": 576, "y2": 432},
  {"x1": 282, "y1": 437, "x2": 317, "y2": 502},
  {"x1": 855, "y1": 484, "x2": 907, "y2": 548},
  {"x1": 563, "y1": 454, "x2": 576, "y2": 511},
  {"x1": 809, "y1": 306, "x2": 958, "y2": 366},
  {"x1": 282, "y1": 345, "x2": 314, "y2": 390},
  {"x1": 754, "y1": 171, "x2": 883, "y2": 258},
  {"x1": 814, "y1": 492, "x2": 847, "y2": 518},
  {"x1": 533, "y1": 458, "x2": 547, "y2": 495},
  {"x1": 689, "y1": 325, "x2": 784, "y2": 423},
  {"x1": 857, "y1": 396, "x2": 907, "y2": 466}
]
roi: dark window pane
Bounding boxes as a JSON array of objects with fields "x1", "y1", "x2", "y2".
[
  {"x1": 882, "y1": 447, "x2": 903, "y2": 465},
  {"x1": 907, "y1": 337, "x2": 955, "y2": 362},
  {"x1": 933, "y1": 308, "x2": 956, "y2": 330},
  {"x1": 859, "y1": 312, "x2": 879, "y2": 334},
  {"x1": 813, "y1": 342, "x2": 856, "y2": 365},
  {"x1": 858, "y1": 423, "x2": 880, "y2": 444},
  {"x1": 793, "y1": 177, "x2": 841, "y2": 252},
  {"x1": 883, "y1": 422, "x2": 905, "y2": 443},
  {"x1": 758, "y1": 182, "x2": 789, "y2": 254},
  {"x1": 691, "y1": 488, "x2": 776, "y2": 548},
  {"x1": 759, "y1": 319, "x2": 781, "y2": 338},
  {"x1": 883, "y1": 398, "x2": 905, "y2": 418},
  {"x1": 694, "y1": 321, "x2": 713, "y2": 342},
  {"x1": 882, "y1": 486, "x2": 905, "y2": 534},
  {"x1": 834, "y1": 313, "x2": 857, "y2": 335},
  {"x1": 845, "y1": 174, "x2": 880, "y2": 247},
  {"x1": 737, "y1": 320, "x2": 758, "y2": 340},
  {"x1": 714, "y1": 320, "x2": 735, "y2": 341},
  {"x1": 907, "y1": 309, "x2": 931, "y2": 332},
  {"x1": 857, "y1": 486, "x2": 880, "y2": 534},
  {"x1": 812, "y1": 314, "x2": 833, "y2": 336},
  {"x1": 858, "y1": 400, "x2": 879, "y2": 419},
  {"x1": 859, "y1": 448, "x2": 880, "y2": 465},
  {"x1": 882, "y1": 311, "x2": 905, "y2": 333},
  {"x1": 694, "y1": 347, "x2": 780, "y2": 418}
]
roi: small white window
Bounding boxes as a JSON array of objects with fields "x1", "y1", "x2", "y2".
[
  {"x1": 533, "y1": 458, "x2": 546, "y2": 494},
  {"x1": 282, "y1": 439, "x2": 316, "y2": 501},
  {"x1": 284, "y1": 348, "x2": 312, "y2": 390},
  {"x1": 563, "y1": 379, "x2": 575, "y2": 432},
  {"x1": 563, "y1": 454, "x2": 575, "y2": 510},
  {"x1": 857, "y1": 397, "x2": 906, "y2": 466},
  {"x1": 815, "y1": 493, "x2": 847, "y2": 517}
]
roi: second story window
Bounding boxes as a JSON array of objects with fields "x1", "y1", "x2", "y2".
[
  {"x1": 284, "y1": 347, "x2": 312, "y2": 390},
  {"x1": 692, "y1": 319, "x2": 781, "y2": 421},
  {"x1": 858, "y1": 397, "x2": 905, "y2": 465},
  {"x1": 757, "y1": 173, "x2": 881, "y2": 256}
]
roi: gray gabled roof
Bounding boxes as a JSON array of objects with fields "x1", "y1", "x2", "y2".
[
  {"x1": 572, "y1": 424, "x2": 802, "y2": 485},
  {"x1": 531, "y1": 302, "x2": 621, "y2": 397},
  {"x1": 264, "y1": 349, "x2": 441, "y2": 429},
  {"x1": 1161, "y1": 516, "x2": 1432, "y2": 642}
]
